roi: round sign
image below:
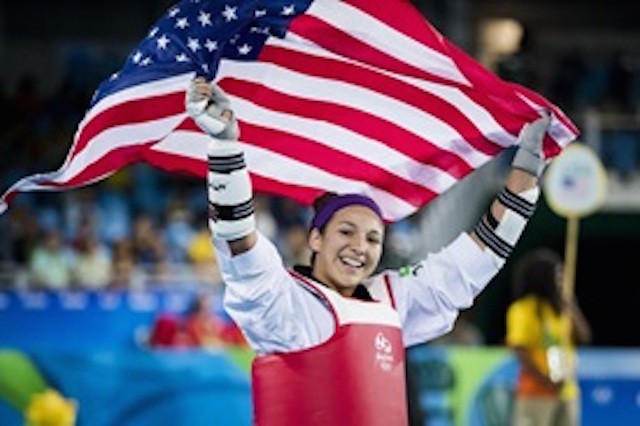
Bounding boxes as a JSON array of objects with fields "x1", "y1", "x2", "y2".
[{"x1": 543, "y1": 142, "x2": 608, "y2": 217}]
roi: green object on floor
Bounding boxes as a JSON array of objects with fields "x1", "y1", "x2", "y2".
[{"x1": 0, "y1": 350, "x2": 48, "y2": 411}]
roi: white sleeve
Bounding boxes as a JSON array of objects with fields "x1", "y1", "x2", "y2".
[
  {"x1": 214, "y1": 232, "x2": 334, "y2": 354},
  {"x1": 387, "y1": 232, "x2": 499, "y2": 347}
]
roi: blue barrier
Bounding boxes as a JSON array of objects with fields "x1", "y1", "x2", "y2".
[{"x1": 0, "y1": 290, "x2": 224, "y2": 350}]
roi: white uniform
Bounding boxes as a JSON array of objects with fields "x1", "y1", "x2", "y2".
[{"x1": 214, "y1": 231, "x2": 498, "y2": 355}]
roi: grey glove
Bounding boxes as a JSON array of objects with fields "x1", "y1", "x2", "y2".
[
  {"x1": 185, "y1": 78, "x2": 240, "y2": 140},
  {"x1": 511, "y1": 114, "x2": 551, "y2": 177}
]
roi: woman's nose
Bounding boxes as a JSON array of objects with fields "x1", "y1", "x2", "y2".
[{"x1": 350, "y1": 235, "x2": 368, "y2": 252}]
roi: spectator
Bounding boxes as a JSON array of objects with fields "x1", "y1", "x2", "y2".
[
  {"x1": 131, "y1": 213, "x2": 168, "y2": 280},
  {"x1": 187, "y1": 224, "x2": 223, "y2": 287},
  {"x1": 71, "y1": 221, "x2": 112, "y2": 290},
  {"x1": 110, "y1": 239, "x2": 145, "y2": 290},
  {"x1": 506, "y1": 248, "x2": 591, "y2": 426},
  {"x1": 183, "y1": 293, "x2": 226, "y2": 349},
  {"x1": 148, "y1": 312, "x2": 193, "y2": 349},
  {"x1": 28, "y1": 230, "x2": 74, "y2": 290}
]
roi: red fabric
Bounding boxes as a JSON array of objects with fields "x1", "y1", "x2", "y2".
[{"x1": 252, "y1": 324, "x2": 407, "y2": 425}]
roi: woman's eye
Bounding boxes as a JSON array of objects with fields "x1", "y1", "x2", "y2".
[
  {"x1": 339, "y1": 229, "x2": 353, "y2": 236},
  {"x1": 368, "y1": 237, "x2": 381, "y2": 245}
]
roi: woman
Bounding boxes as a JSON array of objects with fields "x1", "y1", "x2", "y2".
[
  {"x1": 187, "y1": 77, "x2": 551, "y2": 425},
  {"x1": 507, "y1": 248, "x2": 591, "y2": 426}
]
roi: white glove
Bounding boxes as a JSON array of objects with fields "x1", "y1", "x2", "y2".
[
  {"x1": 186, "y1": 77, "x2": 239, "y2": 140},
  {"x1": 512, "y1": 114, "x2": 551, "y2": 177}
]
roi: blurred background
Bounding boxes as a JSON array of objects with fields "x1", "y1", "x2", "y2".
[{"x1": 0, "y1": 0, "x2": 639, "y2": 425}]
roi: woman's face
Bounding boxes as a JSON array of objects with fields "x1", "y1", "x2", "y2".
[{"x1": 309, "y1": 205, "x2": 384, "y2": 296}]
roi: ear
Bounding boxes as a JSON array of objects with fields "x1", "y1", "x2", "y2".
[{"x1": 308, "y1": 228, "x2": 323, "y2": 253}]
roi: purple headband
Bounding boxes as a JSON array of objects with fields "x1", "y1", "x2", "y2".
[{"x1": 311, "y1": 194, "x2": 384, "y2": 230}]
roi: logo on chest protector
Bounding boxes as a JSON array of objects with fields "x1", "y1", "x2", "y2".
[{"x1": 374, "y1": 332, "x2": 394, "y2": 372}]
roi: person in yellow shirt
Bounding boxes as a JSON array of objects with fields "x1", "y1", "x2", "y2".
[{"x1": 506, "y1": 248, "x2": 591, "y2": 426}]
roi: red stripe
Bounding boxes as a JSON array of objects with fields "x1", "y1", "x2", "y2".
[
  {"x1": 268, "y1": 30, "x2": 524, "y2": 146},
  {"x1": 175, "y1": 118, "x2": 437, "y2": 206},
  {"x1": 289, "y1": 14, "x2": 462, "y2": 87},
  {"x1": 343, "y1": 0, "x2": 447, "y2": 55},
  {"x1": 297, "y1": 3, "x2": 577, "y2": 147},
  {"x1": 143, "y1": 145, "x2": 324, "y2": 207},
  {"x1": 383, "y1": 274, "x2": 397, "y2": 310},
  {"x1": 257, "y1": 44, "x2": 504, "y2": 157},
  {"x1": 237, "y1": 123, "x2": 436, "y2": 208},
  {"x1": 44, "y1": 143, "x2": 155, "y2": 188},
  {"x1": 220, "y1": 78, "x2": 474, "y2": 178},
  {"x1": 72, "y1": 91, "x2": 185, "y2": 157}
]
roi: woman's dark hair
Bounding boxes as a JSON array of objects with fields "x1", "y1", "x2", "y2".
[
  {"x1": 308, "y1": 192, "x2": 338, "y2": 266},
  {"x1": 310, "y1": 192, "x2": 339, "y2": 234},
  {"x1": 512, "y1": 248, "x2": 563, "y2": 313}
]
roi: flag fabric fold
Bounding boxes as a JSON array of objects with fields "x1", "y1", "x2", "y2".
[{"x1": 0, "y1": 0, "x2": 579, "y2": 222}]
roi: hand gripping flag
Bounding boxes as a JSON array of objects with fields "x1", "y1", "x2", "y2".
[{"x1": 0, "y1": 0, "x2": 579, "y2": 222}]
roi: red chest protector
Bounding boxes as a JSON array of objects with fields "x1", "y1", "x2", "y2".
[{"x1": 251, "y1": 271, "x2": 408, "y2": 425}]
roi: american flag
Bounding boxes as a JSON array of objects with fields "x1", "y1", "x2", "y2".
[{"x1": 0, "y1": 0, "x2": 579, "y2": 222}]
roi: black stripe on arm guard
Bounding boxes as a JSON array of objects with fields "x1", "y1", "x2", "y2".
[
  {"x1": 209, "y1": 200, "x2": 255, "y2": 222},
  {"x1": 497, "y1": 187, "x2": 535, "y2": 219},
  {"x1": 474, "y1": 218, "x2": 512, "y2": 259},
  {"x1": 208, "y1": 154, "x2": 246, "y2": 174}
]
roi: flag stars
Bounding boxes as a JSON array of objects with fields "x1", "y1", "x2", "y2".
[
  {"x1": 187, "y1": 37, "x2": 201, "y2": 52},
  {"x1": 229, "y1": 34, "x2": 240, "y2": 45},
  {"x1": 176, "y1": 53, "x2": 190, "y2": 63},
  {"x1": 148, "y1": 27, "x2": 159, "y2": 38},
  {"x1": 238, "y1": 43, "x2": 252, "y2": 55},
  {"x1": 221, "y1": 5, "x2": 238, "y2": 22},
  {"x1": 140, "y1": 57, "x2": 153, "y2": 66},
  {"x1": 198, "y1": 11, "x2": 212, "y2": 26},
  {"x1": 168, "y1": 7, "x2": 180, "y2": 18},
  {"x1": 156, "y1": 34, "x2": 170, "y2": 49},
  {"x1": 109, "y1": 72, "x2": 119, "y2": 81},
  {"x1": 175, "y1": 17, "x2": 189, "y2": 29},
  {"x1": 132, "y1": 51, "x2": 143, "y2": 63},
  {"x1": 282, "y1": 4, "x2": 295, "y2": 16},
  {"x1": 205, "y1": 39, "x2": 218, "y2": 52},
  {"x1": 201, "y1": 64, "x2": 210, "y2": 74},
  {"x1": 255, "y1": 9, "x2": 267, "y2": 17}
]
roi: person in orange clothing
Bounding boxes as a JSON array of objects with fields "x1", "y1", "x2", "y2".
[
  {"x1": 506, "y1": 248, "x2": 591, "y2": 426},
  {"x1": 183, "y1": 293, "x2": 227, "y2": 349}
]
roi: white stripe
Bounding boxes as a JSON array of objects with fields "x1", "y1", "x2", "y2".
[
  {"x1": 81, "y1": 73, "x2": 194, "y2": 126},
  {"x1": 262, "y1": 34, "x2": 516, "y2": 149},
  {"x1": 227, "y1": 96, "x2": 457, "y2": 194},
  {"x1": 154, "y1": 130, "x2": 417, "y2": 221},
  {"x1": 218, "y1": 60, "x2": 490, "y2": 168},
  {"x1": 305, "y1": 0, "x2": 470, "y2": 86},
  {"x1": 517, "y1": 91, "x2": 578, "y2": 146},
  {"x1": 10, "y1": 113, "x2": 187, "y2": 192}
]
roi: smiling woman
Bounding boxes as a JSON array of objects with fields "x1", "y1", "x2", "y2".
[{"x1": 187, "y1": 75, "x2": 552, "y2": 425}]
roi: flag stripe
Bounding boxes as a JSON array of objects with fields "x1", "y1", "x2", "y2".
[
  {"x1": 256, "y1": 42, "x2": 510, "y2": 154},
  {"x1": 218, "y1": 60, "x2": 492, "y2": 169},
  {"x1": 303, "y1": 0, "x2": 470, "y2": 86},
  {"x1": 335, "y1": 0, "x2": 580, "y2": 144},
  {"x1": 145, "y1": 147, "x2": 327, "y2": 209},
  {"x1": 342, "y1": 0, "x2": 448, "y2": 55},
  {"x1": 179, "y1": 116, "x2": 437, "y2": 205},
  {"x1": 221, "y1": 77, "x2": 475, "y2": 179},
  {"x1": 72, "y1": 91, "x2": 187, "y2": 158},
  {"x1": 154, "y1": 130, "x2": 418, "y2": 220},
  {"x1": 218, "y1": 94, "x2": 456, "y2": 196},
  {"x1": 262, "y1": 34, "x2": 526, "y2": 148}
]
